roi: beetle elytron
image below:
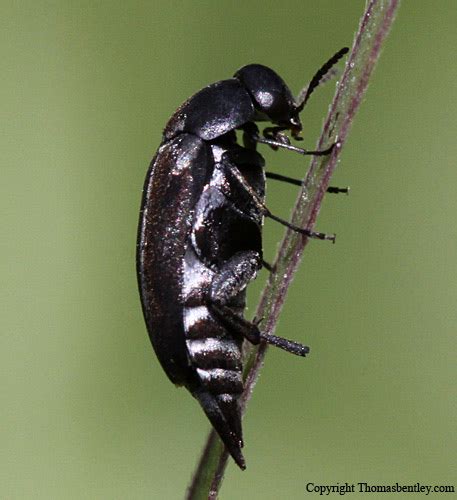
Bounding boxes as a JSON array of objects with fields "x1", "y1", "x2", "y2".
[{"x1": 137, "y1": 47, "x2": 348, "y2": 469}]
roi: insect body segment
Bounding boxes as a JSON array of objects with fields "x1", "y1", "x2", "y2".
[{"x1": 137, "y1": 48, "x2": 348, "y2": 469}]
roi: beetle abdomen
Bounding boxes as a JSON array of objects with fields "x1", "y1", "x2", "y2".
[
  {"x1": 184, "y1": 303, "x2": 245, "y2": 468},
  {"x1": 186, "y1": 329, "x2": 243, "y2": 371},
  {"x1": 185, "y1": 306, "x2": 243, "y2": 387}
]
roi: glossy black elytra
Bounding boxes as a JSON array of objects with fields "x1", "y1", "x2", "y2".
[{"x1": 137, "y1": 48, "x2": 349, "y2": 470}]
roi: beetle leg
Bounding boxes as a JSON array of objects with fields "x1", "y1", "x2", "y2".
[
  {"x1": 255, "y1": 135, "x2": 336, "y2": 156},
  {"x1": 207, "y1": 253, "x2": 308, "y2": 357},
  {"x1": 267, "y1": 212, "x2": 336, "y2": 242},
  {"x1": 266, "y1": 171, "x2": 349, "y2": 194},
  {"x1": 266, "y1": 171, "x2": 303, "y2": 186},
  {"x1": 224, "y1": 160, "x2": 336, "y2": 242},
  {"x1": 209, "y1": 250, "x2": 261, "y2": 306},
  {"x1": 241, "y1": 122, "x2": 259, "y2": 150},
  {"x1": 262, "y1": 259, "x2": 274, "y2": 273},
  {"x1": 262, "y1": 126, "x2": 290, "y2": 150},
  {"x1": 241, "y1": 121, "x2": 336, "y2": 155},
  {"x1": 210, "y1": 303, "x2": 309, "y2": 357},
  {"x1": 326, "y1": 185, "x2": 350, "y2": 194}
]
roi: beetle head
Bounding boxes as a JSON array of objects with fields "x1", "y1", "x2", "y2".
[{"x1": 235, "y1": 64, "x2": 302, "y2": 139}]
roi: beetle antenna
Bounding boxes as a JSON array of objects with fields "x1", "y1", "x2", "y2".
[
  {"x1": 295, "y1": 67, "x2": 338, "y2": 109},
  {"x1": 296, "y1": 47, "x2": 349, "y2": 112}
]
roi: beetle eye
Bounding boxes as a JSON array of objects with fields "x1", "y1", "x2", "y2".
[{"x1": 257, "y1": 91, "x2": 274, "y2": 108}]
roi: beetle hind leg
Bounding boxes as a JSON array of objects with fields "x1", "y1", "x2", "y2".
[
  {"x1": 266, "y1": 212, "x2": 336, "y2": 243},
  {"x1": 210, "y1": 303, "x2": 309, "y2": 357},
  {"x1": 207, "y1": 251, "x2": 309, "y2": 357},
  {"x1": 209, "y1": 250, "x2": 261, "y2": 306}
]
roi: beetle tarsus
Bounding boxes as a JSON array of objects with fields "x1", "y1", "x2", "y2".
[
  {"x1": 259, "y1": 332, "x2": 310, "y2": 357},
  {"x1": 266, "y1": 211, "x2": 336, "y2": 243},
  {"x1": 327, "y1": 185, "x2": 350, "y2": 195},
  {"x1": 305, "y1": 142, "x2": 336, "y2": 156}
]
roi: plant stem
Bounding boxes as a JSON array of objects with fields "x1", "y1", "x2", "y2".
[{"x1": 186, "y1": 1, "x2": 400, "y2": 498}]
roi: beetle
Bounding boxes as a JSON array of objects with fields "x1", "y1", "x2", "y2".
[{"x1": 137, "y1": 47, "x2": 349, "y2": 470}]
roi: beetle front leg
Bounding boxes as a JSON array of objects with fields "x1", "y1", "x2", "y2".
[
  {"x1": 262, "y1": 126, "x2": 290, "y2": 150},
  {"x1": 241, "y1": 122, "x2": 336, "y2": 156}
]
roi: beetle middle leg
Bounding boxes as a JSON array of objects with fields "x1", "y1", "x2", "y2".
[
  {"x1": 262, "y1": 126, "x2": 291, "y2": 150},
  {"x1": 265, "y1": 171, "x2": 349, "y2": 194},
  {"x1": 223, "y1": 155, "x2": 336, "y2": 242}
]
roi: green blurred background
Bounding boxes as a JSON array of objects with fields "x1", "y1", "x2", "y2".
[{"x1": 2, "y1": 1, "x2": 456, "y2": 498}]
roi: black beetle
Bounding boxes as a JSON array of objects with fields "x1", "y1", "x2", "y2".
[{"x1": 137, "y1": 48, "x2": 349, "y2": 470}]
